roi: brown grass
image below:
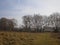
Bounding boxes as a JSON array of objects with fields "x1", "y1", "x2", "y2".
[{"x1": 0, "y1": 31, "x2": 60, "y2": 45}]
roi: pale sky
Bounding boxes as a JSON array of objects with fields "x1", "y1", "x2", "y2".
[{"x1": 0, "y1": 0, "x2": 60, "y2": 25}]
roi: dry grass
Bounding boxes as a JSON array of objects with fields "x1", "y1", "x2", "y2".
[{"x1": 0, "y1": 31, "x2": 60, "y2": 45}]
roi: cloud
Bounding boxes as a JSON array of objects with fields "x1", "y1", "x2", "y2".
[
  {"x1": 12, "y1": 0, "x2": 60, "y2": 15},
  {"x1": 0, "y1": 0, "x2": 60, "y2": 25}
]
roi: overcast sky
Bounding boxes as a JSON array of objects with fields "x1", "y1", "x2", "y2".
[{"x1": 0, "y1": 0, "x2": 60, "y2": 25}]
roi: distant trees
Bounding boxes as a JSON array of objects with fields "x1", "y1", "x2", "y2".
[
  {"x1": 48, "y1": 13, "x2": 60, "y2": 32},
  {"x1": 0, "y1": 12, "x2": 60, "y2": 32},
  {"x1": 22, "y1": 15, "x2": 32, "y2": 32},
  {"x1": 0, "y1": 18, "x2": 7, "y2": 30},
  {"x1": 0, "y1": 17, "x2": 17, "y2": 31},
  {"x1": 22, "y1": 13, "x2": 60, "y2": 32},
  {"x1": 32, "y1": 15, "x2": 43, "y2": 32},
  {"x1": 22, "y1": 14, "x2": 43, "y2": 32}
]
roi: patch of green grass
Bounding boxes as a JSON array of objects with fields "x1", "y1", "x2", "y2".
[{"x1": 0, "y1": 31, "x2": 60, "y2": 45}]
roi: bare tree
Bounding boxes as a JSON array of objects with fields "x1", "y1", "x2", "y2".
[
  {"x1": 0, "y1": 18, "x2": 7, "y2": 30},
  {"x1": 0, "y1": 17, "x2": 17, "y2": 31},
  {"x1": 22, "y1": 15, "x2": 32, "y2": 32},
  {"x1": 32, "y1": 14, "x2": 43, "y2": 32},
  {"x1": 49, "y1": 13, "x2": 60, "y2": 32}
]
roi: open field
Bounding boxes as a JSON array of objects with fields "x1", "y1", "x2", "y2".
[{"x1": 0, "y1": 31, "x2": 60, "y2": 45}]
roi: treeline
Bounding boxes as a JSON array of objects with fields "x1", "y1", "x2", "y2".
[{"x1": 0, "y1": 12, "x2": 60, "y2": 32}]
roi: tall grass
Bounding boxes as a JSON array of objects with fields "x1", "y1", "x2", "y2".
[{"x1": 0, "y1": 31, "x2": 60, "y2": 45}]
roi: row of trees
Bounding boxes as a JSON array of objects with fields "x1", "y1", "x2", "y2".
[
  {"x1": 22, "y1": 13, "x2": 60, "y2": 32},
  {"x1": 22, "y1": 15, "x2": 43, "y2": 32},
  {"x1": 0, "y1": 12, "x2": 60, "y2": 32}
]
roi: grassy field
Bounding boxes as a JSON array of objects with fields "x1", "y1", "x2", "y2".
[{"x1": 0, "y1": 31, "x2": 60, "y2": 45}]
